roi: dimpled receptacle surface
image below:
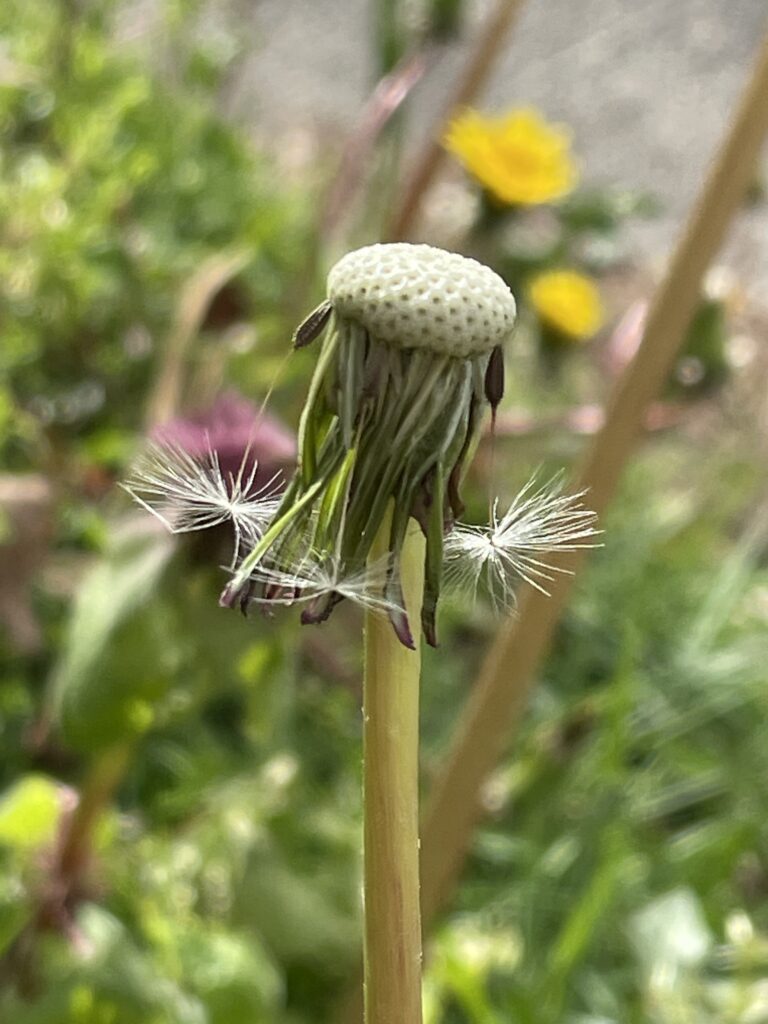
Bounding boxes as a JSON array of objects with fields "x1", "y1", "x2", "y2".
[{"x1": 327, "y1": 243, "x2": 517, "y2": 357}]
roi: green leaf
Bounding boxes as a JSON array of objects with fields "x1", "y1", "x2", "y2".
[
  {"x1": 0, "y1": 774, "x2": 64, "y2": 851},
  {"x1": 0, "y1": 873, "x2": 33, "y2": 957},
  {"x1": 51, "y1": 520, "x2": 177, "y2": 753},
  {"x1": 559, "y1": 188, "x2": 660, "y2": 236},
  {"x1": 177, "y1": 927, "x2": 282, "y2": 1024},
  {"x1": 236, "y1": 856, "x2": 358, "y2": 970}
]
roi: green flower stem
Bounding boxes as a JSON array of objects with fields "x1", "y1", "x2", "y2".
[
  {"x1": 385, "y1": 0, "x2": 527, "y2": 241},
  {"x1": 363, "y1": 507, "x2": 424, "y2": 1024},
  {"x1": 429, "y1": 0, "x2": 464, "y2": 39}
]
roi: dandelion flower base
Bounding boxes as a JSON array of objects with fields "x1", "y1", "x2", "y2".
[{"x1": 222, "y1": 243, "x2": 517, "y2": 645}]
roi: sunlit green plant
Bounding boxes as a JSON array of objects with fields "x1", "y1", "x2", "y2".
[{"x1": 0, "y1": 0, "x2": 302, "y2": 468}]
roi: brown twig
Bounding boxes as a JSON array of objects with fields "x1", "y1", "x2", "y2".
[
  {"x1": 53, "y1": 745, "x2": 131, "y2": 891},
  {"x1": 385, "y1": 0, "x2": 528, "y2": 241},
  {"x1": 293, "y1": 51, "x2": 433, "y2": 328},
  {"x1": 0, "y1": 745, "x2": 131, "y2": 996},
  {"x1": 145, "y1": 248, "x2": 250, "y2": 429}
]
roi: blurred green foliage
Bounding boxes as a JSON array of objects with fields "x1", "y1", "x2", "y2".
[
  {"x1": 416, "y1": 444, "x2": 768, "y2": 1024},
  {"x1": 0, "y1": 0, "x2": 305, "y2": 469},
  {"x1": 52, "y1": 520, "x2": 177, "y2": 752},
  {"x1": 1, "y1": 0, "x2": 767, "y2": 1022},
  {"x1": 4, "y1": 439, "x2": 768, "y2": 1023}
]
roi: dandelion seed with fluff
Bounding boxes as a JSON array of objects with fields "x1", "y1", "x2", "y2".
[
  {"x1": 125, "y1": 243, "x2": 598, "y2": 1024},
  {"x1": 123, "y1": 440, "x2": 281, "y2": 567},
  {"x1": 445, "y1": 474, "x2": 600, "y2": 612}
]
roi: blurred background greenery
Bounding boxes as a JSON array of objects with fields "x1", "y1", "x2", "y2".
[{"x1": 2, "y1": 0, "x2": 768, "y2": 1021}]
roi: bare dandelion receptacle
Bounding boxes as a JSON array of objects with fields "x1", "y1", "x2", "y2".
[{"x1": 327, "y1": 244, "x2": 516, "y2": 357}]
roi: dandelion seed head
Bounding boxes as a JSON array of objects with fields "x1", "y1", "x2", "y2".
[
  {"x1": 327, "y1": 243, "x2": 516, "y2": 358},
  {"x1": 224, "y1": 244, "x2": 518, "y2": 644},
  {"x1": 199, "y1": 244, "x2": 523, "y2": 645}
]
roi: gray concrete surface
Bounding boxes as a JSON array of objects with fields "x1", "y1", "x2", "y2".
[{"x1": 138, "y1": 1, "x2": 768, "y2": 299}]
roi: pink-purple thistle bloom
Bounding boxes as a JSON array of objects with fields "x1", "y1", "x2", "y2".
[{"x1": 151, "y1": 391, "x2": 295, "y2": 493}]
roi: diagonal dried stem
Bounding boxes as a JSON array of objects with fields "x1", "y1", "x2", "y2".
[
  {"x1": 386, "y1": 0, "x2": 528, "y2": 241},
  {"x1": 321, "y1": 51, "x2": 430, "y2": 243},
  {"x1": 145, "y1": 248, "x2": 249, "y2": 428},
  {"x1": 419, "y1": 23, "x2": 768, "y2": 929}
]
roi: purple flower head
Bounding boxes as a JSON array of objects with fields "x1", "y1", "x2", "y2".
[{"x1": 151, "y1": 391, "x2": 296, "y2": 494}]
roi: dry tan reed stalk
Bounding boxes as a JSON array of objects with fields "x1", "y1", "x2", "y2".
[
  {"x1": 145, "y1": 248, "x2": 249, "y2": 428},
  {"x1": 321, "y1": 52, "x2": 430, "y2": 244},
  {"x1": 0, "y1": 744, "x2": 132, "y2": 988},
  {"x1": 336, "y1": 24, "x2": 768, "y2": 1024},
  {"x1": 386, "y1": 0, "x2": 528, "y2": 241},
  {"x1": 56, "y1": 744, "x2": 132, "y2": 885},
  {"x1": 419, "y1": 25, "x2": 768, "y2": 928}
]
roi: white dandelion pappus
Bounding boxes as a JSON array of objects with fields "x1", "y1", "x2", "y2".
[
  {"x1": 237, "y1": 549, "x2": 404, "y2": 621},
  {"x1": 122, "y1": 440, "x2": 281, "y2": 567},
  {"x1": 444, "y1": 475, "x2": 601, "y2": 612}
]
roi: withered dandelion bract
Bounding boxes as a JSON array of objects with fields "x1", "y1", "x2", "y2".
[
  {"x1": 127, "y1": 243, "x2": 601, "y2": 644},
  {"x1": 220, "y1": 243, "x2": 518, "y2": 647}
]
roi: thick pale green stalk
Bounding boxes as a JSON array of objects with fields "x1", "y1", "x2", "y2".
[{"x1": 363, "y1": 511, "x2": 425, "y2": 1024}]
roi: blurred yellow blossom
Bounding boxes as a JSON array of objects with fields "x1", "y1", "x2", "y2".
[
  {"x1": 443, "y1": 108, "x2": 578, "y2": 206},
  {"x1": 528, "y1": 269, "x2": 604, "y2": 340}
]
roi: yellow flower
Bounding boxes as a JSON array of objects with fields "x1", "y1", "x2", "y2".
[
  {"x1": 528, "y1": 270, "x2": 604, "y2": 340},
  {"x1": 443, "y1": 108, "x2": 578, "y2": 206}
]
